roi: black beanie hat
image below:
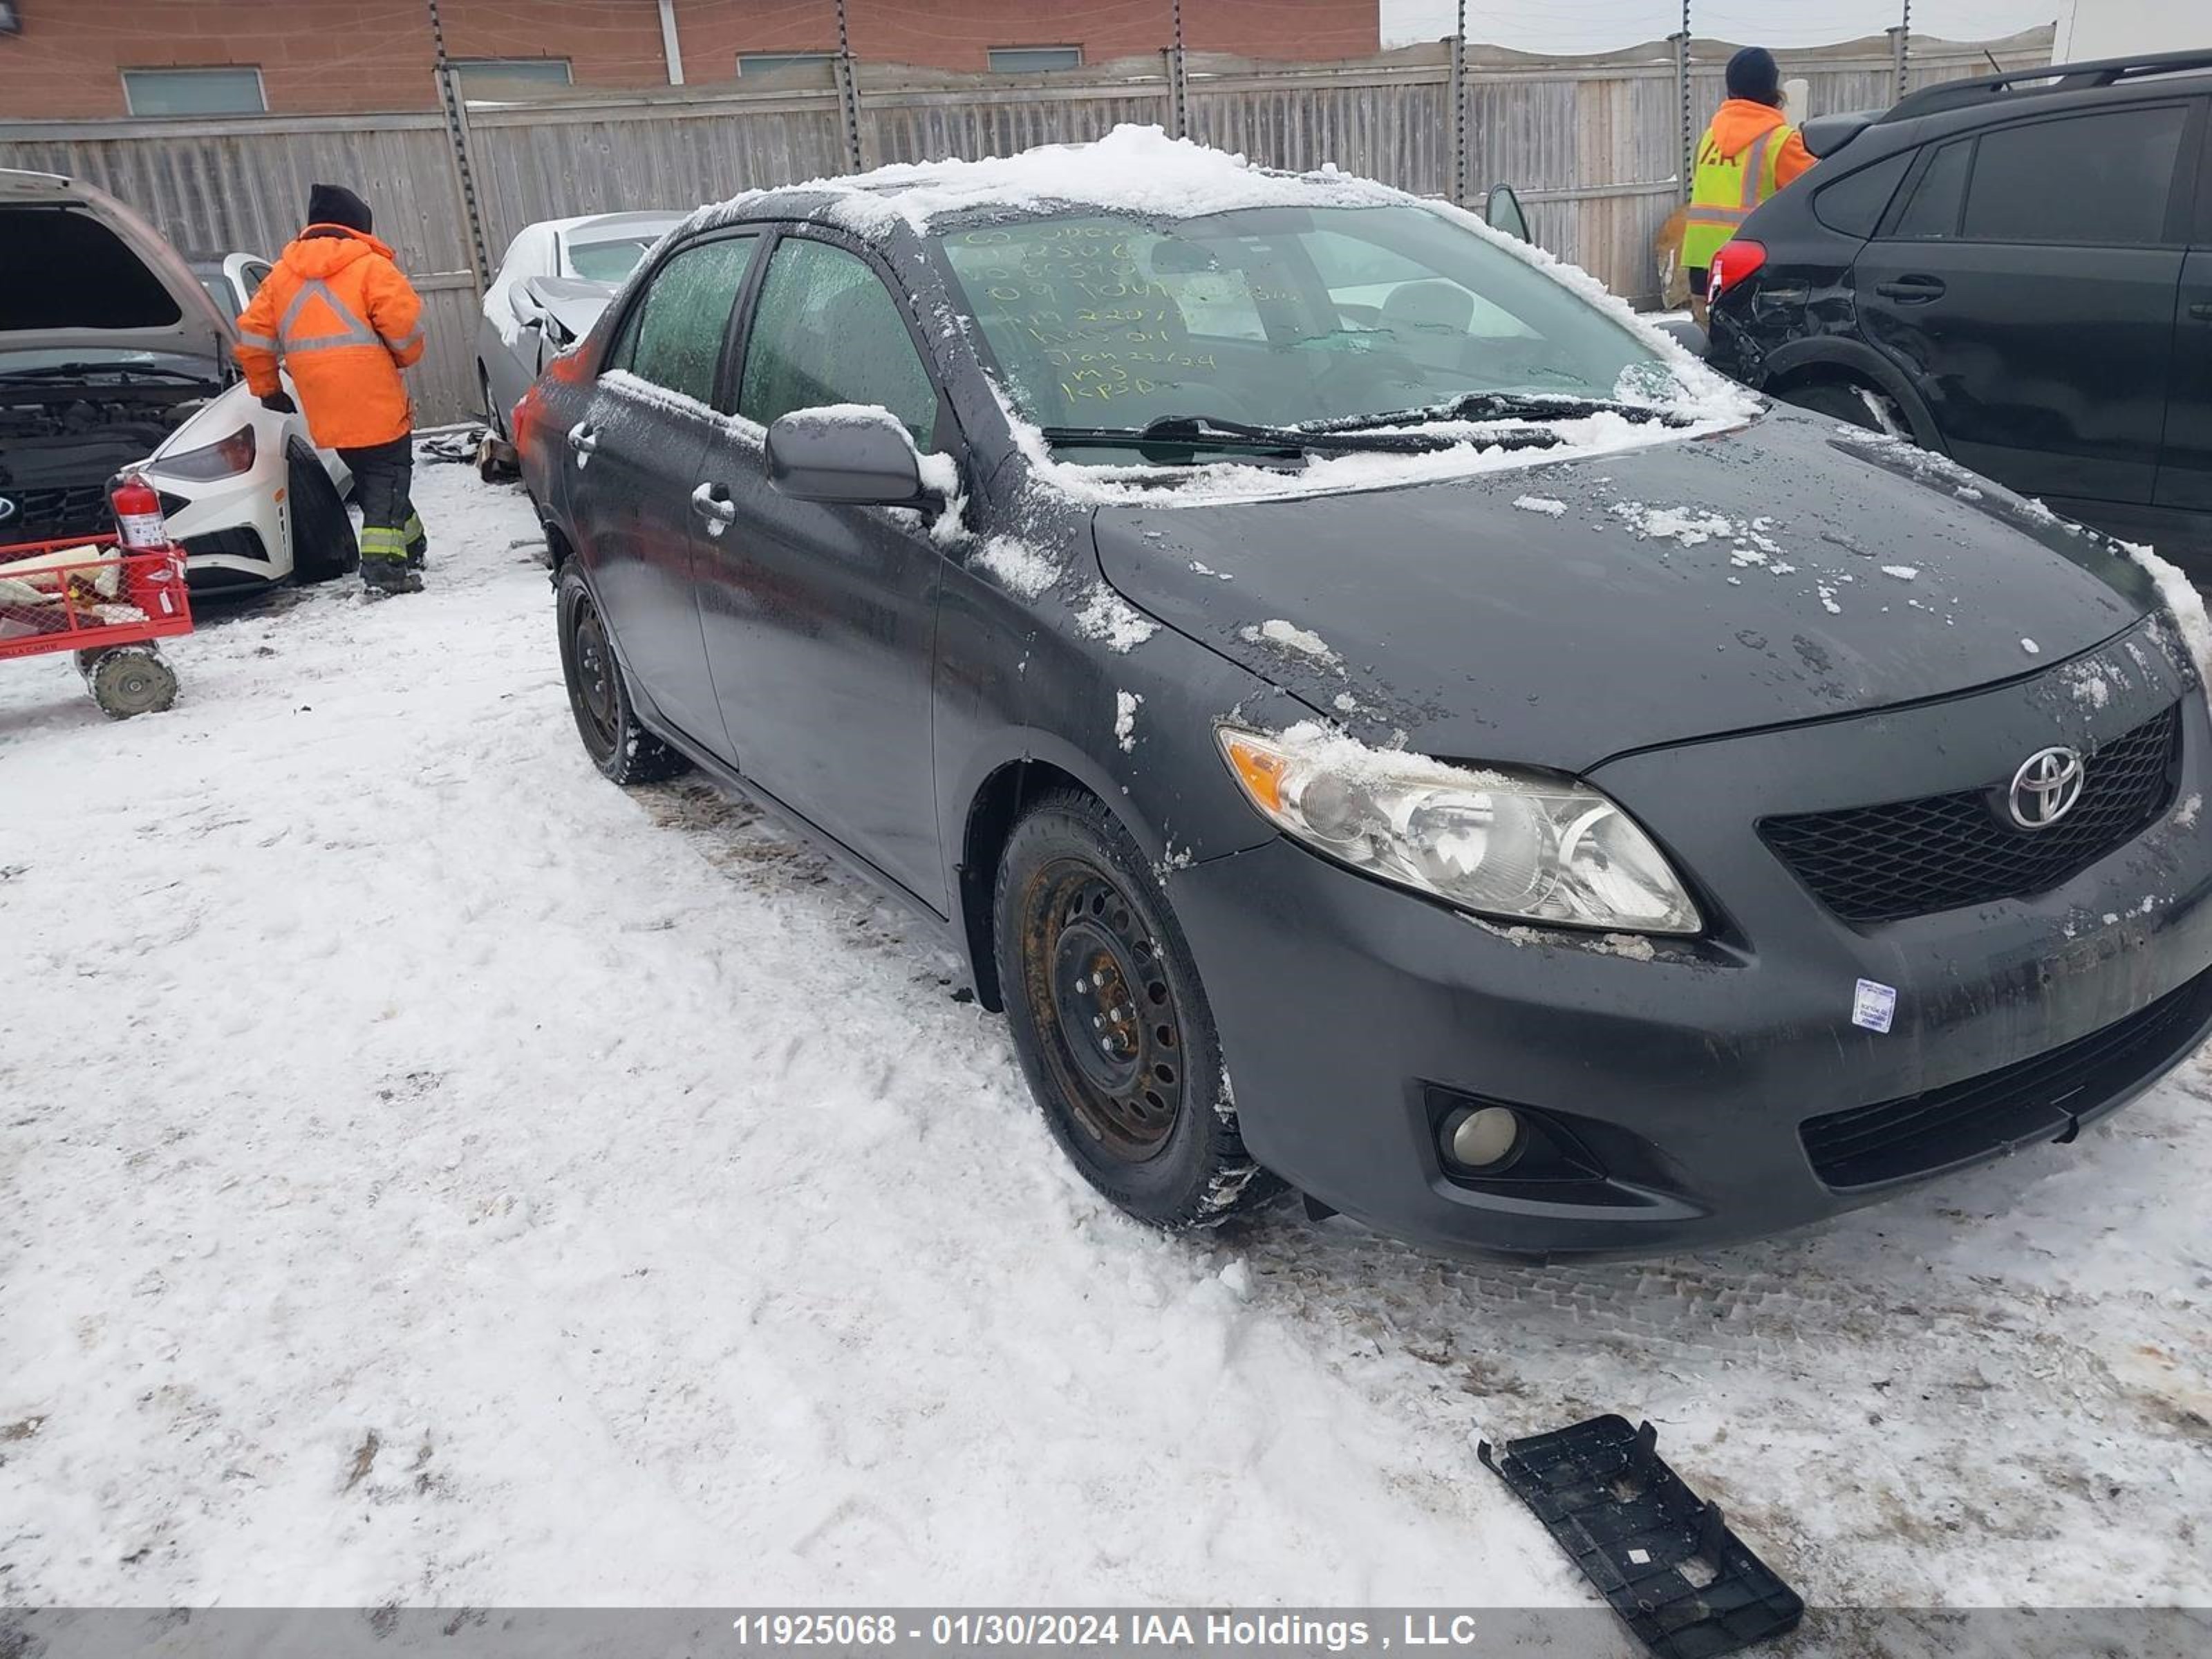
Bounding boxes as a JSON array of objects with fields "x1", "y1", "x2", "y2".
[
  {"x1": 307, "y1": 182, "x2": 373, "y2": 234},
  {"x1": 1727, "y1": 46, "x2": 1782, "y2": 104}
]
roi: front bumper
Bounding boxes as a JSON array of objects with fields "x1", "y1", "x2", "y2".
[{"x1": 1174, "y1": 632, "x2": 2212, "y2": 1259}]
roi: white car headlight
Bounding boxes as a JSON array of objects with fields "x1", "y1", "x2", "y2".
[
  {"x1": 1217, "y1": 724, "x2": 1702, "y2": 935},
  {"x1": 157, "y1": 424, "x2": 257, "y2": 481}
]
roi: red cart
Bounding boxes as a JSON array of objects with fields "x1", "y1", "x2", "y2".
[{"x1": 0, "y1": 534, "x2": 194, "y2": 718}]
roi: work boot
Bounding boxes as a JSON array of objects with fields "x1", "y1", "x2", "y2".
[{"x1": 362, "y1": 556, "x2": 423, "y2": 597}]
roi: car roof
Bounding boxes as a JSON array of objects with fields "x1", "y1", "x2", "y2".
[{"x1": 1882, "y1": 48, "x2": 2212, "y2": 131}]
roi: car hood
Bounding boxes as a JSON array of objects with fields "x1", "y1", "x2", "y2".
[
  {"x1": 1089, "y1": 409, "x2": 2164, "y2": 771},
  {"x1": 531, "y1": 276, "x2": 618, "y2": 339},
  {"x1": 1, "y1": 169, "x2": 233, "y2": 361}
]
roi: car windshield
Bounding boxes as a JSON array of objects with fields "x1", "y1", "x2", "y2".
[
  {"x1": 933, "y1": 203, "x2": 1667, "y2": 446},
  {"x1": 565, "y1": 235, "x2": 662, "y2": 283}
]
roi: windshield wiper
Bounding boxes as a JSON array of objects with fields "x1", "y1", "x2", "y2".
[
  {"x1": 1322, "y1": 389, "x2": 1691, "y2": 434},
  {"x1": 1041, "y1": 413, "x2": 1557, "y2": 462}
]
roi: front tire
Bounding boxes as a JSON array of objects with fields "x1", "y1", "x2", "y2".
[
  {"x1": 994, "y1": 788, "x2": 1273, "y2": 1228},
  {"x1": 287, "y1": 443, "x2": 358, "y2": 584},
  {"x1": 480, "y1": 365, "x2": 508, "y2": 440},
  {"x1": 556, "y1": 566, "x2": 688, "y2": 785}
]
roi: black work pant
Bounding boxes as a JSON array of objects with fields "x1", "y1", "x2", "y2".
[{"x1": 339, "y1": 434, "x2": 426, "y2": 568}]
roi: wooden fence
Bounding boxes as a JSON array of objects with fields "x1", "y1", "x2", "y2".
[{"x1": 0, "y1": 28, "x2": 2051, "y2": 426}]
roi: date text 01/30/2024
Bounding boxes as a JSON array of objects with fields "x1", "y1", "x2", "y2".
[{"x1": 726, "y1": 1613, "x2": 1508, "y2": 1650}]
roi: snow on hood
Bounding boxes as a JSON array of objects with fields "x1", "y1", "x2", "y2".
[{"x1": 670, "y1": 125, "x2": 1759, "y2": 503}]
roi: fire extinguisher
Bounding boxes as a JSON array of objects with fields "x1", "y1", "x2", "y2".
[
  {"x1": 112, "y1": 471, "x2": 183, "y2": 617},
  {"x1": 111, "y1": 471, "x2": 169, "y2": 550}
]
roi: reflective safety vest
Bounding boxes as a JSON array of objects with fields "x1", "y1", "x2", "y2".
[
  {"x1": 1683, "y1": 122, "x2": 1793, "y2": 273},
  {"x1": 235, "y1": 227, "x2": 425, "y2": 450}
]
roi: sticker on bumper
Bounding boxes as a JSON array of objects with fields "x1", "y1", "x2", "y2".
[{"x1": 1853, "y1": 977, "x2": 1897, "y2": 1034}]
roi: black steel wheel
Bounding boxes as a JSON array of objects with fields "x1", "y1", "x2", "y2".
[
  {"x1": 995, "y1": 787, "x2": 1273, "y2": 1227},
  {"x1": 556, "y1": 565, "x2": 688, "y2": 785}
]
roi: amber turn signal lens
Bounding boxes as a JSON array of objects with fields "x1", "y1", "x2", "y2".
[{"x1": 1221, "y1": 731, "x2": 1291, "y2": 814}]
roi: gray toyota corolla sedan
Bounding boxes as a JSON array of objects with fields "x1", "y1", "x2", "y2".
[{"x1": 513, "y1": 130, "x2": 2212, "y2": 1259}]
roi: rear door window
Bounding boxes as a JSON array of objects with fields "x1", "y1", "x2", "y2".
[
  {"x1": 606, "y1": 233, "x2": 759, "y2": 405},
  {"x1": 1812, "y1": 149, "x2": 1912, "y2": 238},
  {"x1": 736, "y1": 236, "x2": 937, "y2": 445},
  {"x1": 1886, "y1": 140, "x2": 1971, "y2": 241},
  {"x1": 1958, "y1": 106, "x2": 2190, "y2": 246}
]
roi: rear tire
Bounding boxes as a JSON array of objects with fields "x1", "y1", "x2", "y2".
[
  {"x1": 287, "y1": 444, "x2": 359, "y2": 584},
  {"x1": 556, "y1": 565, "x2": 688, "y2": 785},
  {"x1": 993, "y1": 787, "x2": 1274, "y2": 1228},
  {"x1": 1785, "y1": 378, "x2": 1909, "y2": 440}
]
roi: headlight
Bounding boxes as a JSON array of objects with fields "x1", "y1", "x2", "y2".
[
  {"x1": 1217, "y1": 724, "x2": 1701, "y2": 935},
  {"x1": 157, "y1": 424, "x2": 257, "y2": 480}
]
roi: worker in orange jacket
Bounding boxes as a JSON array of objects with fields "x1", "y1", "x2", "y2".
[
  {"x1": 1683, "y1": 48, "x2": 1817, "y2": 325},
  {"x1": 235, "y1": 185, "x2": 429, "y2": 595}
]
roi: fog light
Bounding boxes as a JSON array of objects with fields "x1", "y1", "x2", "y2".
[{"x1": 1443, "y1": 1105, "x2": 1522, "y2": 1170}]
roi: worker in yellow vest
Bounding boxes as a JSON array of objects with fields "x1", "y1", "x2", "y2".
[{"x1": 1684, "y1": 48, "x2": 1815, "y2": 323}]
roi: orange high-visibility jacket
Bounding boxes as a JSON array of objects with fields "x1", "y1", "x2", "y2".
[{"x1": 234, "y1": 226, "x2": 425, "y2": 450}]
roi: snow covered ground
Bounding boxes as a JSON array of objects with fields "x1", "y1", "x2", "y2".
[{"x1": 3, "y1": 455, "x2": 2209, "y2": 1622}]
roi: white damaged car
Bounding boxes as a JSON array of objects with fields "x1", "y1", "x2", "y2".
[
  {"x1": 476, "y1": 211, "x2": 683, "y2": 438},
  {"x1": 0, "y1": 168, "x2": 353, "y2": 596}
]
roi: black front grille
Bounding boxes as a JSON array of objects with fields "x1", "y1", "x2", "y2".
[
  {"x1": 1801, "y1": 966, "x2": 2212, "y2": 1189},
  {"x1": 1, "y1": 483, "x2": 109, "y2": 541},
  {"x1": 1761, "y1": 704, "x2": 2181, "y2": 923}
]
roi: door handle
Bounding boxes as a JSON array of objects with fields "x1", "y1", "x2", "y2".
[
  {"x1": 690, "y1": 481, "x2": 738, "y2": 536},
  {"x1": 565, "y1": 421, "x2": 597, "y2": 457},
  {"x1": 2189, "y1": 302, "x2": 2212, "y2": 321},
  {"x1": 1875, "y1": 276, "x2": 1946, "y2": 303}
]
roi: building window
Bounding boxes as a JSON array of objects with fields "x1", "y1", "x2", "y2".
[
  {"x1": 988, "y1": 46, "x2": 1082, "y2": 73},
  {"x1": 453, "y1": 58, "x2": 574, "y2": 96},
  {"x1": 737, "y1": 53, "x2": 836, "y2": 77},
  {"x1": 121, "y1": 67, "x2": 267, "y2": 117}
]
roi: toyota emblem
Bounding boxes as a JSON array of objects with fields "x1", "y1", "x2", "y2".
[{"x1": 2008, "y1": 746, "x2": 2086, "y2": 830}]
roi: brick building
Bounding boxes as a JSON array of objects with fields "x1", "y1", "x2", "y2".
[{"x1": 0, "y1": 1, "x2": 1383, "y2": 120}]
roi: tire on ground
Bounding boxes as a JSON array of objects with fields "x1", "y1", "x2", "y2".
[
  {"x1": 993, "y1": 785, "x2": 1275, "y2": 1228},
  {"x1": 1783, "y1": 377, "x2": 1907, "y2": 438},
  {"x1": 555, "y1": 565, "x2": 688, "y2": 785},
  {"x1": 287, "y1": 442, "x2": 360, "y2": 584},
  {"x1": 88, "y1": 646, "x2": 178, "y2": 719}
]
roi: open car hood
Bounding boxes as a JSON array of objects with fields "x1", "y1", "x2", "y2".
[
  {"x1": 1, "y1": 169, "x2": 233, "y2": 362},
  {"x1": 1090, "y1": 410, "x2": 2166, "y2": 772}
]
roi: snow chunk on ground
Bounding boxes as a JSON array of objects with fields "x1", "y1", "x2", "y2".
[
  {"x1": 1512, "y1": 495, "x2": 1567, "y2": 517},
  {"x1": 1881, "y1": 565, "x2": 1919, "y2": 581},
  {"x1": 971, "y1": 536, "x2": 1060, "y2": 600},
  {"x1": 1113, "y1": 691, "x2": 1142, "y2": 753},
  {"x1": 1239, "y1": 619, "x2": 1340, "y2": 668},
  {"x1": 1073, "y1": 583, "x2": 1158, "y2": 653},
  {"x1": 1189, "y1": 561, "x2": 1234, "y2": 581}
]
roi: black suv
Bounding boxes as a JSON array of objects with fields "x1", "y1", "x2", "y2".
[{"x1": 1705, "y1": 51, "x2": 2212, "y2": 578}]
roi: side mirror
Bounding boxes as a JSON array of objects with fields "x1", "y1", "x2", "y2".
[
  {"x1": 766, "y1": 406, "x2": 937, "y2": 512},
  {"x1": 1485, "y1": 182, "x2": 1532, "y2": 245}
]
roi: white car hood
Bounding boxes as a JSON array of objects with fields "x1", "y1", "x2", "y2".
[{"x1": 1, "y1": 169, "x2": 234, "y2": 362}]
